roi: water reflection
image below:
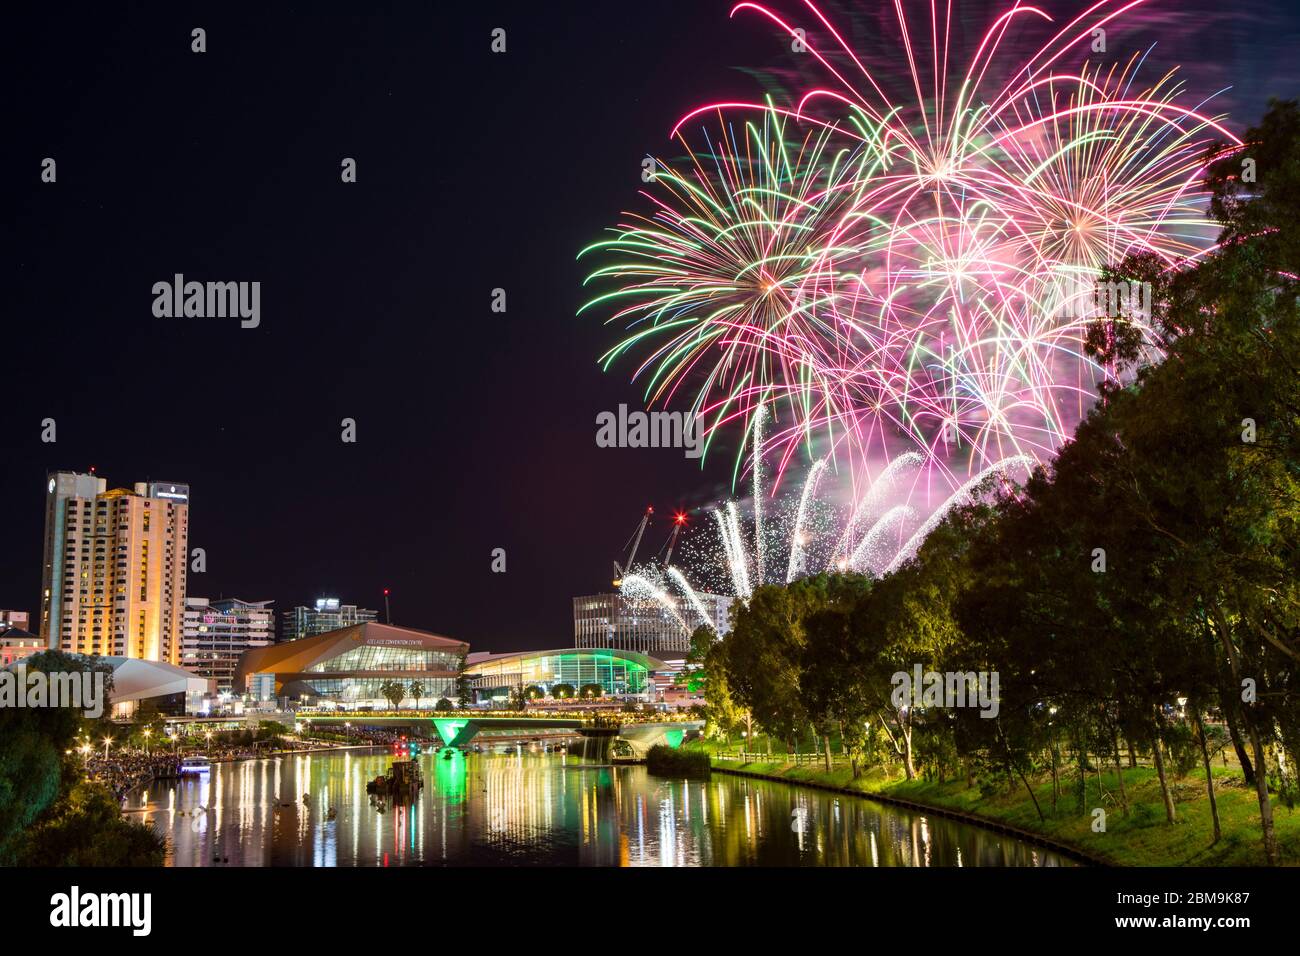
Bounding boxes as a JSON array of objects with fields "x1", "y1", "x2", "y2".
[{"x1": 123, "y1": 749, "x2": 1074, "y2": 867}]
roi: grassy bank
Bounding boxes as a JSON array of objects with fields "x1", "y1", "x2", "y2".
[{"x1": 706, "y1": 755, "x2": 1299, "y2": 866}]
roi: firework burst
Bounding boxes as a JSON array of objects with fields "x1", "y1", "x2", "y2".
[{"x1": 583, "y1": 0, "x2": 1238, "y2": 491}]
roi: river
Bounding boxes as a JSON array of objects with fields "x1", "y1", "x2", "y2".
[{"x1": 122, "y1": 747, "x2": 1075, "y2": 866}]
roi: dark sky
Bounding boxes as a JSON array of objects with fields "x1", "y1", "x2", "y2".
[{"x1": 5, "y1": 1, "x2": 1298, "y2": 652}]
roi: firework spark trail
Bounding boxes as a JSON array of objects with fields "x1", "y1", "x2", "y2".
[
  {"x1": 787, "y1": 456, "x2": 829, "y2": 581},
  {"x1": 713, "y1": 505, "x2": 753, "y2": 600},
  {"x1": 725, "y1": 501, "x2": 754, "y2": 599},
  {"x1": 827, "y1": 451, "x2": 925, "y2": 568},
  {"x1": 667, "y1": 566, "x2": 713, "y2": 629},
  {"x1": 883, "y1": 454, "x2": 1034, "y2": 573},
  {"x1": 850, "y1": 504, "x2": 918, "y2": 574},
  {"x1": 619, "y1": 573, "x2": 692, "y2": 634}
]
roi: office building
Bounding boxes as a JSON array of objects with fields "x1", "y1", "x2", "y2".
[
  {"x1": 39, "y1": 472, "x2": 189, "y2": 664},
  {"x1": 282, "y1": 598, "x2": 379, "y2": 642},
  {"x1": 573, "y1": 589, "x2": 731, "y2": 658},
  {"x1": 181, "y1": 597, "x2": 275, "y2": 691}
]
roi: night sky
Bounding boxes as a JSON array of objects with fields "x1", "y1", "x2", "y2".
[{"x1": 6, "y1": 1, "x2": 1298, "y2": 652}]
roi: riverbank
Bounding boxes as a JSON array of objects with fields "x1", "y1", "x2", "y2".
[
  {"x1": 120, "y1": 743, "x2": 383, "y2": 798},
  {"x1": 708, "y1": 757, "x2": 1299, "y2": 866}
]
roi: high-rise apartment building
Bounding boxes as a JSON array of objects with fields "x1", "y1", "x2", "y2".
[
  {"x1": 282, "y1": 598, "x2": 378, "y2": 643},
  {"x1": 573, "y1": 590, "x2": 732, "y2": 658},
  {"x1": 181, "y1": 597, "x2": 274, "y2": 691},
  {"x1": 40, "y1": 472, "x2": 189, "y2": 664}
]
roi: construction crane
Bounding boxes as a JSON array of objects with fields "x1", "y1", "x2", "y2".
[
  {"x1": 659, "y1": 511, "x2": 689, "y2": 567},
  {"x1": 612, "y1": 506, "x2": 653, "y2": 587}
]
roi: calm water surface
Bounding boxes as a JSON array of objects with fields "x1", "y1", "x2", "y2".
[{"x1": 123, "y1": 748, "x2": 1074, "y2": 867}]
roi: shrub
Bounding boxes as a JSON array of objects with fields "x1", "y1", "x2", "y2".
[{"x1": 646, "y1": 744, "x2": 711, "y2": 779}]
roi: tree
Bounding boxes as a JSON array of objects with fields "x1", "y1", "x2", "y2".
[
  {"x1": 802, "y1": 601, "x2": 872, "y2": 774},
  {"x1": 725, "y1": 574, "x2": 865, "y2": 753},
  {"x1": 435, "y1": 697, "x2": 453, "y2": 711},
  {"x1": 0, "y1": 651, "x2": 150, "y2": 866},
  {"x1": 550, "y1": 683, "x2": 576, "y2": 701},
  {"x1": 579, "y1": 683, "x2": 603, "y2": 699},
  {"x1": 1074, "y1": 100, "x2": 1300, "y2": 862},
  {"x1": 18, "y1": 777, "x2": 165, "y2": 866},
  {"x1": 409, "y1": 680, "x2": 425, "y2": 710},
  {"x1": 380, "y1": 680, "x2": 406, "y2": 711}
]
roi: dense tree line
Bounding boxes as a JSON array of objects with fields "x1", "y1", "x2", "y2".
[
  {"x1": 688, "y1": 101, "x2": 1300, "y2": 864},
  {"x1": 0, "y1": 651, "x2": 165, "y2": 865}
]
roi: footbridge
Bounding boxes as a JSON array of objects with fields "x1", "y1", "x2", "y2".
[{"x1": 297, "y1": 712, "x2": 702, "y2": 753}]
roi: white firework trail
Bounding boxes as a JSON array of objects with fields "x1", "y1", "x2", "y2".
[
  {"x1": 849, "y1": 505, "x2": 917, "y2": 575},
  {"x1": 882, "y1": 456, "x2": 1035, "y2": 574},
  {"x1": 787, "y1": 457, "x2": 829, "y2": 582},
  {"x1": 713, "y1": 505, "x2": 752, "y2": 600},
  {"x1": 827, "y1": 451, "x2": 924, "y2": 568},
  {"x1": 619, "y1": 572, "x2": 691, "y2": 634},
  {"x1": 725, "y1": 501, "x2": 753, "y2": 599},
  {"x1": 667, "y1": 565, "x2": 712, "y2": 629}
]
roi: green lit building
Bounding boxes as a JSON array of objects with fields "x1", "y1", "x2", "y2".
[{"x1": 463, "y1": 648, "x2": 665, "y2": 701}]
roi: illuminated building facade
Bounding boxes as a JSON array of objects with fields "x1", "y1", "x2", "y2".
[
  {"x1": 282, "y1": 598, "x2": 378, "y2": 643},
  {"x1": 0, "y1": 628, "x2": 42, "y2": 667},
  {"x1": 464, "y1": 648, "x2": 665, "y2": 700},
  {"x1": 39, "y1": 472, "x2": 190, "y2": 664},
  {"x1": 182, "y1": 597, "x2": 275, "y2": 691},
  {"x1": 235, "y1": 621, "x2": 466, "y2": 707},
  {"x1": 1, "y1": 612, "x2": 39, "y2": 666},
  {"x1": 573, "y1": 590, "x2": 731, "y2": 657}
]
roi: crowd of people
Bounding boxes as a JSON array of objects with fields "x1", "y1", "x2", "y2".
[
  {"x1": 81, "y1": 736, "x2": 351, "y2": 800},
  {"x1": 82, "y1": 750, "x2": 182, "y2": 801}
]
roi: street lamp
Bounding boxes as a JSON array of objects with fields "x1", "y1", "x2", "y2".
[
  {"x1": 143, "y1": 727, "x2": 152, "y2": 755},
  {"x1": 102, "y1": 736, "x2": 112, "y2": 760}
]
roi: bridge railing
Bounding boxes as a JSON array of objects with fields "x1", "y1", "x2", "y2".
[{"x1": 294, "y1": 709, "x2": 697, "y2": 727}]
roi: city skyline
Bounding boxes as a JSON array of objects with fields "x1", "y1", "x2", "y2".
[{"x1": 9, "y1": 2, "x2": 1299, "y2": 658}]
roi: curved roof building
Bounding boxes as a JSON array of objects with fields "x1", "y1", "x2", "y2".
[
  {"x1": 234, "y1": 622, "x2": 467, "y2": 707},
  {"x1": 464, "y1": 647, "x2": 666, "y2": 700},
  {"x1": 1, "y1": 655, "x2": 214, "y2": 717}
]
